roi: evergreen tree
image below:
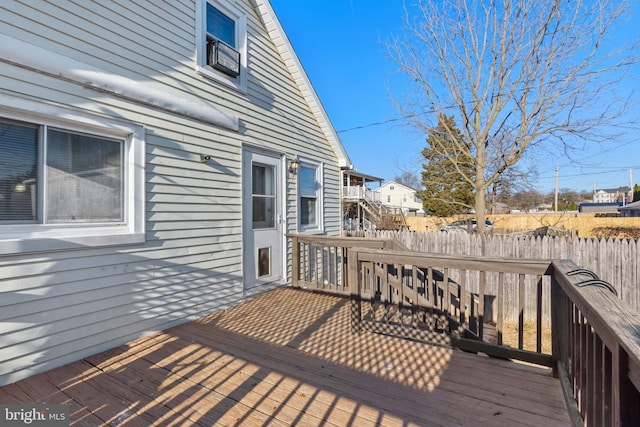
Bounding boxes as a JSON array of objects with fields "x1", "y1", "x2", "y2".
[{"x1": 421, "y1": 115, "x2": 475, "y2": 216}]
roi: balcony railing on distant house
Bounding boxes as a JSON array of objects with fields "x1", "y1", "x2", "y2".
[
  {"x1": 289, "y1": 234, "x2": 640, "y2": 427},
  {"x1": 342, "y1": 186, "x2": 381, "y2": 203},
  {"x1": 342, "y1": 187, "x2": 408, "y2": 231}
]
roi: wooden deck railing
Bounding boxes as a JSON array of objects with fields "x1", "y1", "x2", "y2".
[
  {"x1": 551, "y1": 260, "x2": 640, "y2": 426},
  {"x1": 289, "y1": 234, "x2": 640, "y2": 426},
  {"x1": 289, "y1": 234, "x2": 405, "y2": 295}
]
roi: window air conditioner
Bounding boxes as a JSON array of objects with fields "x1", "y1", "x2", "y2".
[{"x1": 207, "y1": 40, "x2": 240, "y2": 77}]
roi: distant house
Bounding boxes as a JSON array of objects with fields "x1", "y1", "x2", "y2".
[
  {"x1": 375, "y1": 181, "x2": 425, "y2": 215},
  {"x1": 593, "y1": 187, "x2": 632, "y2": 204},
  {"x1": 619, "y1": 200, "x2": 640, "y2": 217},
  {"x1": 342, "y1": 170, "x2": 383, "y2": 230},
  {"x1": 0, "y1": 0, "x2": 351, "y2": 386}
]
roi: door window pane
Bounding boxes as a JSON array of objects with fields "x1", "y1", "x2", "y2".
[
  {"x1": 0, "y1": 120, "x2": 38, "y2": 221},
  {"x1": 46, "y1": 129, "x2": 122, "y2": 223},
  {"x1": 252, "y1": 163, "x2": 275, "y2": 229}
]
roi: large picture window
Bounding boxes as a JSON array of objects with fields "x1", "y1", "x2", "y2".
[
  {"x1": 0, "y1": 121, "x2": 123, "y2": 224},
  {"x1": 0, "y1": 94, "x2": 145, "y2": 255},
  {"x1": 298, "y1": 161, "x2": 323, "y2": 232}
]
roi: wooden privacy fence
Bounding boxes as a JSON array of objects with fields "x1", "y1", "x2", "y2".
[
  {"x1": 368, "y1": 230, "x2": 640, "y2": 313},
  {"x1": 289, "y1": 234, "x2": 640, "y2": 426}
]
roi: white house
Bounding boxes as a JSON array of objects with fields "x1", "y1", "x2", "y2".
[
  {"x1": 0, "y1": 0, "x2": 350, "y2": 386},
  {"x1": 593, "y1": 187, "x2": 632, "y2": 204},
  {"x1": 375, "y1": 181, "x2": 425, "y2": 215}
]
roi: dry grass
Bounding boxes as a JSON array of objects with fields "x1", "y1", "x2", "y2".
[
  {"x1": 499, "y1": 321, "x2": 552, "y2": 355},
  {"x1": 592, "y1": 226, "x2": 640, "y2": 239}
]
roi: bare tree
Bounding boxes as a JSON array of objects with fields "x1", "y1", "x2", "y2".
[
  {"x1": 394, "y1": 170, "x2": 421, "y2": 189},
  {"x1": 387, "y1": 0, "x2": 637, "y2": 231}
]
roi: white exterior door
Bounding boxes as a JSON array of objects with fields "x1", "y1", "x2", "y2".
[{"x1": 242, "y1": 149, "x2": 283, "y2": 290}]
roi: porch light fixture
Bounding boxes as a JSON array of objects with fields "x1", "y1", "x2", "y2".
[
  {"x1": 289, "y1": 159, "x2": 300, "y2": 175},
  {"x1": 200, "y1": 154, "x2": 213, "y2": 163}
]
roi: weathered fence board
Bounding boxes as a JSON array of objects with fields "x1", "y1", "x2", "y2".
[{"x1": 367, "y1": 231, "x2": 640, "y2": 313}]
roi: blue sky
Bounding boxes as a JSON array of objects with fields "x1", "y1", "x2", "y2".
[{"x1": 269, "y1": 0, "x2": 640, "y2": 194}]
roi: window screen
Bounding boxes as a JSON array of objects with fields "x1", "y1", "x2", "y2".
[{"x1": 46, "y1": 129, "x2": 123, "y2": 223}]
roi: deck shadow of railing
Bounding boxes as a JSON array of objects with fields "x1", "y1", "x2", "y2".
[{"x1": 289, "y1": 234, "x2": 640, "y2": 427}]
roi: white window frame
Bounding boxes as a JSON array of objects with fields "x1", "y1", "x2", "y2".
[
  {"x1": 297, "y1": 158, "x2": 324, "y2": 234},
  {"x1": 0, "y1": 94, "x2": 145, "y2": 255},
  {"x1": 195, "y1": 0, "x2": 248, "y2": 92}
]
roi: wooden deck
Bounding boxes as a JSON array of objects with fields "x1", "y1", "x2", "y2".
[{"x1": 0, "y1": 288, "x2": 570, "y2": 426}]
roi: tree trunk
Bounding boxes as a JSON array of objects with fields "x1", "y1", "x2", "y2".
[{"x1": 475, "y1": 191, "x2": 487, "y2": 233}]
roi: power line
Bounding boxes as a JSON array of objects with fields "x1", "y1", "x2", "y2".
[
  {"x1": 336, "y1": 115, "x2": 413, "y2": 133},
  {"x1": 537, "y1": 166, "x2": 640, "y2": 181}
]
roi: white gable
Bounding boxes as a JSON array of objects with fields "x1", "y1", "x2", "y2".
[{"x1": 253, "y1": 0, "x2": 351, "y2": 168}]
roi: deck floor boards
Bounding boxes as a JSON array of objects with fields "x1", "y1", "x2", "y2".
[{"x1": 0, "y1": 287, "x2": 571, "y2": 426}]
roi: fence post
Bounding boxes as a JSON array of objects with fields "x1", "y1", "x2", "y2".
[{"x1": 348, "y1": 247, "x2": 362, "y2": 334}]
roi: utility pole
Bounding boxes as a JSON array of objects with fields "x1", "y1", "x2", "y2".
[
  {"x1": 630, "y1": 168, "x2": 634, "y2": 202},
  {"x1": 554, "y1": 164, "x2": 559, "y2": 212}
]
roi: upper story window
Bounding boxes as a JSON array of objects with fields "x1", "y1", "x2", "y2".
[
  {"x1": 196, "y1": 0, "x2": 247, "y2": 92},
  {"x1": 298, "y1": 160, "x2": 323, "y2": 233},
  {"x1": 0, "y1": 94, "x2": 145, "y2": 255}
]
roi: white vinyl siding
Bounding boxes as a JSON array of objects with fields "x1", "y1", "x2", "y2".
[{"x1": 0, "y1": 0, "x2": 343, "y2": 387}]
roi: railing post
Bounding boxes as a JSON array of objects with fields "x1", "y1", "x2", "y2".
[
  {"x1": 550, "y1": 276, "x2": 562, "y2": 378},
  {"x1": 291, "y1": 235, "x2": 299, "y2": 288},
  {"x1": 617, "y1": 347, "x2": 640, "y2": 426},
  {"x1": 348, "y1": 247, "x2": 362, "y2": 334}
]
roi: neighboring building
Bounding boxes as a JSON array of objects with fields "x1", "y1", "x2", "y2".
[
  {"x1": 342, "y1": 170, "x2": 383, "y2": 231},
  {"x1": 579, "y1": 203, "x2": 622, "y2": 214},
  {"x1": 619, "y1": 200, "x2": 640, "y2": 217},
  {"x1": 0, "y1": 0, "x2": 350, "y2": 386},
  {"x1": 375, "y1": 181, "x2": 425, "y2": 215},
  {"x1": 593, "y1": 187, "x2": 632, "y2": 204}
]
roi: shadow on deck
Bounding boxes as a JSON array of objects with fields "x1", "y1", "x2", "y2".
[{"x1": 0, "y1": 287, "x2": 570, "y2": 426}]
